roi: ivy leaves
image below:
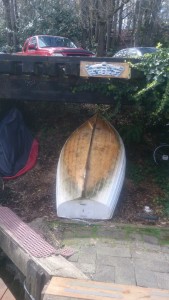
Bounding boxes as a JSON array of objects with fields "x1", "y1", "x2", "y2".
[
  {"x1": 134, "y1": 47, "x2": 169, "y2": 84},
  {"x1": 133, "y1": 48, "x2": 169, "y2": 124}
]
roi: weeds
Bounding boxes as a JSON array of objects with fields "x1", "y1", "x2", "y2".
[
  {"x1": 126, "y1": 158, "x2": 169, "y2": 217},
  {"x1": 126, "y1": 161, "x2": 146, "y2": 185}
]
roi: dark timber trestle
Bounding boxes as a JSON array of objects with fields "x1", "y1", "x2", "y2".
[{"x1": 0, "y1": 55, "x2": 140, "y2": 103}]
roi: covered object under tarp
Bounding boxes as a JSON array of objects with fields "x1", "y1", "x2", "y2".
[{"x1": 0, "y1": 108, "x2": 38, "y2": 179}]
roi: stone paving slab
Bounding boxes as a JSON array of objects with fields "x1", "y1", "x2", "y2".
[
  {"x1": 66, "y1": 239, "x2": 169, "y2": 289},
  {"x1": 142, "y1": 235, "x2": 159, "y2": 244},
  {"x1": 164, "y1": 252, "x2": 169, "y2": 261},
  {"x1": 115, "y1": 264, "x2": 136, "y2": 285},
  {"x1": 68, "y1": 252, "x2": 79, "y2": 262},
  {"x1": 155, "y1": 272, "x2": 169, "y2": 290},
  {"x1": 135, "y1": 267, "x2": 158, "y2": 288},
  {"x1": 78, "y1": 251, "x2": 96, "y2": 264},
  {"x1": 96, "y1": 255, "x2": 131, "y2": 267},
  {"x1": 55, "y1": 221, "x2": 169, "y2": 290},
  {"x1": 93, "y1": 265, "x2": 115, "y2": 282},
  {"x1": 131, "y1": 249, "x2": 166, "y2": 260},
  {"x1": 161, "y1": 245, "x2": 169, "y2": 253},
  {"x1": 74, "y1": 262, "x2": 96, "y2": 275},
  {"x1": 133, "y1": 258, "x2": 169, "y2": 273},
  {"x1": 96, "y1": 244, "x2": 131, "y2": 257},
  {"x1": 132, "y1": 241, "x2": 162, "y2": 252}
]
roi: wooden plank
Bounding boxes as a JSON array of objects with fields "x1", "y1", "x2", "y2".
[
  {"x1": 1, "y1": 290, "x2": 15, "y2": 300},
  {"x1": 0, "y1": 55, "x2": 138, "y2": 77},
  {"x1": 0, "y1": 279, "x2": 7, "y2": 299},
  {"x1": 0, "y1": 75, "x2": 117, "y2": 104},
  {"x1": 0, "y1": 56, "x2": 141, "y2": 103},
  {"x1": 0, "y1": 279, "x2": 15, "y2": 300},
  {"x1": 80, "y1": 62, "x2": 130, "y2": 79},
  {"x1": 42, "y1": 277, "x2": 169, "y2": 300}
]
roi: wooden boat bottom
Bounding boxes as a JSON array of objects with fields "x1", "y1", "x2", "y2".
[{"x1": 56, "y1": 115, "x2": 126, "y2": 220}]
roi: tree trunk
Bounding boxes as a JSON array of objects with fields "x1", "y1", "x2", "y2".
[
  {"x1": 97, "y1": 21, "x2": 106, "y2": 56},
  {"x1": 112, "y1": 10, "x2": 118, "y2": 49},
  {"x1": 106, "y1": 0, "x2": 115, "y2": 53},
  {"x1": 143, "y1": 0, "x2": 162, "y2": 46},
  {"x1": 2, "y1": 0, "x2": 13, "y2": 47},
  {"x1": 2, "y1": 0, "x2": 19, "y2": 51},
  {"x1": 106, "y1": 18, "x2": 112, "y2": 53},
  {"x1": 117, "y1": 3, "x2": 124, "y2": 47},
  {"x1": 78, "y1": 0, "x2": 89, "y2": 48},
  {"x1": 133, "y1": 0, "x2": 162, "y2": 46},
  {"x1": 10, "y1": 0, "x2": 19, "y2": 51}
]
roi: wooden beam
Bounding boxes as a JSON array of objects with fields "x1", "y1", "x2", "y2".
[
  {"x1": 0, "y1": 75, "x2": 117, "y2": 103},
  {"x1": 0, "y1": 55, "x2": 139, "y2": 77},
  {"x1": 42, "y1": 277, "x2": 169, "y2": 300},
  {"x1": 0, "y1": 56, "x2": 142, "y2": 103}
]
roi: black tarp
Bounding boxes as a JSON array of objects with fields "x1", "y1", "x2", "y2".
[{"x1": 0, "y1": 108, "x2": 38, "y2": 178}]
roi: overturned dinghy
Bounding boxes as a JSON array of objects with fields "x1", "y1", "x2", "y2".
[{"x1": 56, "y1": 115, "x2": 126, "y2": 220}]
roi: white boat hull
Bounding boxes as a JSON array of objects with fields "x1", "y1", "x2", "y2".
[{"x1": 56, "y1": 115, "x2": 126, "y2": 220}]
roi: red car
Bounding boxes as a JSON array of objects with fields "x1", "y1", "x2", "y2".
[{"x1": 17, "y1": 35, "x2": 95, "y2": 57}]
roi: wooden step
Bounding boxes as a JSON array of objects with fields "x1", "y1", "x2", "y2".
[
  {"x1": 0, "y1": 278, "x2": 16, "y2": 300},
  {"x1": 42, "y1": 276, "x2": 169, "y2": 300}
]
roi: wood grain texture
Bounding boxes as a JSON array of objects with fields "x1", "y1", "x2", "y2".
[
  {"x1": 42, "y1": 276, "x2": 169, "y2": 300},
  {"x1": 0, "y1": 279, "x2": 7, "y2": 299},
  {"x1": 56, "y1": 114, "x2": 125, "y2": 219},
  {"x1": 61, "y1": 115, "x2": 120, "y2": 198},
  {"x1": 0, "y1": 279, "x2": 15, "y2": 300}
]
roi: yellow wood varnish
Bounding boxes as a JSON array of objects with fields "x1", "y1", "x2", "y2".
[{"x1": 61, "y1": 115, "x2": 120, "y2": 198}]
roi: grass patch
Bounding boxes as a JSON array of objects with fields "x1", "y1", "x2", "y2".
[
  {"x1": 120, "y1": 224, "x2": 169, "y2": 245},
  {"x1": 47, "y1": 220, "x2": 100, "y2": 239},
  {"x1": 47, "y1": 221, "x2": 169, "y2": 245}
]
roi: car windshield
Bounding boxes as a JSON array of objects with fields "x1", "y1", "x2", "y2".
[
  {"x1": 140, "y1": 48, "x2": 157, "y2": 54},
  {"x1": 113, "y1": 47, "x2": 157, "y2": 58},
  {"x1": 38, "y1": 36, "x2": 77, "y2": 48}
]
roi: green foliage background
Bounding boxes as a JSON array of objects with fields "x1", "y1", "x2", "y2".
[{"x1": 72, "y1": 48, "x2": 169, "y2": 145}]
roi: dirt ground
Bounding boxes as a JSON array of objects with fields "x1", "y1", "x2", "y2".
[{"x1": 0, "y1": 101, "x2": 168, "y2": 226}]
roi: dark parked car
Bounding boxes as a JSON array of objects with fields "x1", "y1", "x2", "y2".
[{"x1": 113, "y1": 47, "x2": 157, "y2": 58}]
